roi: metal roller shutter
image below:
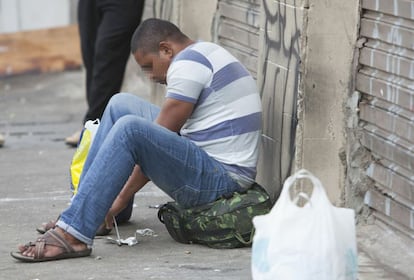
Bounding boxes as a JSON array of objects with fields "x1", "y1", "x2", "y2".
[
  {"x1": 357, "y1": 0, "x2": 414, "y2": 238},
  {"x1": 214, "y1": 0, "x2": 261, "y2": 78}
]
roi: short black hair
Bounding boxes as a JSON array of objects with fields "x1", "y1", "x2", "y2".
[{"x1": 130, "y1": 18, "x2": 189, "y2": 54}]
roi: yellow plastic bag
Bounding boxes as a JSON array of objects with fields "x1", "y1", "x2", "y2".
[{"x1": 70, "y1": 119, "x2": 100, "y2": 195}]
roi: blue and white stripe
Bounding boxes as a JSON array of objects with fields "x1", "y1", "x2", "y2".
[{"x1": 166, "y1": 42, "x2": 262, "y2": 187}]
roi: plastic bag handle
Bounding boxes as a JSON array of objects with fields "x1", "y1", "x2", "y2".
[
  {"x1": 292, "y1": 192, "x2": 311, "y2": 206},
  {"x1": 275, "y1": 169, "x2": 330, "y2": 211},
  {"x1": 84, "y1": 118, "x2": 100, "y2": 145}
]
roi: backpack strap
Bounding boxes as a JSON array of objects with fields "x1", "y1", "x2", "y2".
[{"x1": 234, "y1": 228, "x2": 255, "y2": 246}]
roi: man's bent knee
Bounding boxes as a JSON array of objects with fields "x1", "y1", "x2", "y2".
[{"x1": 108, "y1": 92, "x2": 141, "y2": 109}]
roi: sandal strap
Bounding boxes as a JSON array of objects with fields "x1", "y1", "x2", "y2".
[
  {"x1": 47, "y1": 230, "x2": 74, "y2": 253},
  {"x1": 37, "y1": 214, "x2": 61, "y2": 233},
  {"x1": 34, "y1": 239, "x2": 46, "y2": 259},
  {"x1": 33, "y1": 229, "x2": 75, "y2": 259},
  {"x1": 43, "y1": 220, "x2": 57, "y2": 231}
]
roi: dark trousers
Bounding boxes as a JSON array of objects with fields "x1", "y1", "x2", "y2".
[
  {"x1": 78, "y1": 0, "x2": 144, "y2": 222},
  {"x1": 78, "y1": 0, "x2": 144, "y2": 123}
]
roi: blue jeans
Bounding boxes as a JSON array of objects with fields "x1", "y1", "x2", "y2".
[{"x1": 57, "y1": 93, "x2": 242, "y2": 245}]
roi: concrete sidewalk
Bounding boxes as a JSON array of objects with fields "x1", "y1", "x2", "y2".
[{"x1": 0, "y1": 71, "x2": 412, "y2": 279}]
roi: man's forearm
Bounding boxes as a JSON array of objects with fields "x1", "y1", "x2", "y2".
[{"x1": 109, "y1": 165, "x2": 149, "y2": 216}]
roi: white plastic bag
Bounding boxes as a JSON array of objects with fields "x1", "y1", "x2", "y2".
[
  {"x1": 251, "y1": 169, "x2": 358, "y2": 280},
  {"x1": 84, "y1": 119, "x2": 100, "y2": 144}
]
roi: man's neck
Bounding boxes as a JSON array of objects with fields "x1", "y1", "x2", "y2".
[{"x1": 173, "y1": 39, "x2": 195, "y2": 55}]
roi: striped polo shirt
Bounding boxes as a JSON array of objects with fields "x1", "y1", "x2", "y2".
[{"x1": 166, "y1": 42, "x2": 262, "y2": 188}]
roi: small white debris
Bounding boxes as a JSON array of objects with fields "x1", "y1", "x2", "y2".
[{"x1": 136, "y1": 228, "x2": 156, "y2": 237}]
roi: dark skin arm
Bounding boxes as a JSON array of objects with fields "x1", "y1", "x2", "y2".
[
  {"x1": 104, "y1": 98, "x2": 194, "y2": 228},
  {"x1": 155, "y1": 98, "x2": 194, "y2": 132}
]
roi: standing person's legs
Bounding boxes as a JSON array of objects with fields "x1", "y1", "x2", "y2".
[
  {"x1": 83, "y1": 0, "x2": 144, "y2": 123},
  {"x1": 78, "y1": 0, "x2": 99, "y2": 107},
  {"x1": 64, "y1": 0, "x2": 100, "y2": 146},
  {"x1": 67, "y1": 0, "x2": 144, "y2": 146}
]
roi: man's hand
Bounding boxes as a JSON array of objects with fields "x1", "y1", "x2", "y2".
[
  {"x1": 105, "y1": 193, "x2": 130, "y2": 229},
  {"x1": 104, "y1": 211, "x2": 115, "y2": 230},
  {"x1": 105, "y1": 165, "x2": 149, "y2": 228}
]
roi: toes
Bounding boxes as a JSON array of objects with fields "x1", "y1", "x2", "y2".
[
  {"x1": 17, "y1": 244, "x2": 26, "y2": 252},
  {"x1": 17, "y1": 244, "x2": 34, "y2": 257}
]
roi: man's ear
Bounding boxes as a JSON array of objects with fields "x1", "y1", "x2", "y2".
[{"x1": 159, "y1": 41, "x2": 173, "y2": 58}]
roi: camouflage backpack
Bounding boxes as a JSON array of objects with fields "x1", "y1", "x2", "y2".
[{"x1": 157, "y1": 183, "x2": 272, "y2": 249}]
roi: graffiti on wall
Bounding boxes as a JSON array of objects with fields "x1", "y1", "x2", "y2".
[{"x1": 256, "y1": 0, "x2": 302, "y2": 197}]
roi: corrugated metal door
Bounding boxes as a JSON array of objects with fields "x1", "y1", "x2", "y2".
[
  {"x1": 214, "y1": 0, "x2": 261, "y2": 78},
  {"x1": 357, "y1": 0, "x2": 414, "y2": 238}
]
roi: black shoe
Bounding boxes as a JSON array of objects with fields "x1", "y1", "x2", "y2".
[{"x1": 96, "y1": 224, "x2": 112, "y2": 236}]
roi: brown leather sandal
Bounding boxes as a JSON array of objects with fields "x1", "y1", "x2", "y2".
[
  {"x1": 36, "y1": 214, "x2": 60, "y2": 234},
  {"x1": 11, "y1": 228, "x2": 91, "y2": 262}
]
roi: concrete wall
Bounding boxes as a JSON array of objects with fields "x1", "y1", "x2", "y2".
[
  {"x1": 255, "y1": 0, "x2": 360, "y2": 204},
  {"x1": 0, "y1": 0, "x2": 74, "y2": 33},
  {"x1": 178, "y1": 0, "x2": 217, "y2": 42},
  {"x1": 296, "y1": 0, "x2": 360, "y2": 204}
]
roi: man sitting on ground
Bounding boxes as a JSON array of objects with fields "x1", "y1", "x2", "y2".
[{"x1": 11, "y1": 18, "x2": 262, "y2": 262}]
